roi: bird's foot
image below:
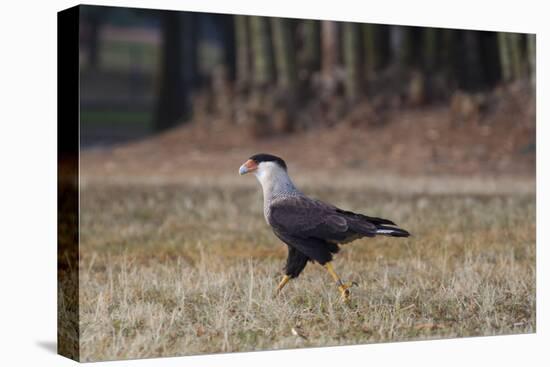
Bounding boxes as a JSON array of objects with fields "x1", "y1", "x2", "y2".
[{"x1": 338, "y1": 281, "x2": 357, "y2": 303}]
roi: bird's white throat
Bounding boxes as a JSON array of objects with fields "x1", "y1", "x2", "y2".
[{"x1": 253, "y1": 162, "x2": 298, "y2": 202}]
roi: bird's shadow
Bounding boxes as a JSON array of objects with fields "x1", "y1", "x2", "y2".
[{"x1": 36, "y1": 340, "x2": 57, "y2": 354}]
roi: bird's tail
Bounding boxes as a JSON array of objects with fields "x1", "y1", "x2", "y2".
[{"x1": 375, "y1": 225, "x2": 410, "y2": 237}]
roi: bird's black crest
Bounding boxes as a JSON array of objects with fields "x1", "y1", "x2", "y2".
[{"x1": 249, "y1": 153, "x2": 287, "y2": 170}]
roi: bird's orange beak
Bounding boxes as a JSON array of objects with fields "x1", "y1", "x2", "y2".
[{"x1": 239, "y1": 159, "x2": 258, "y2": 175}]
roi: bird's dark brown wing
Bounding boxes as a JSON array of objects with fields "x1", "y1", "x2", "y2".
[
  {"x1": 269, "y1": 195, "x2": 377, "y2": 244},
  {"x1": 268, "y1": 195, "x2": 381, "y2": 264},
  {"x1": 268, "y1": 194, "x2": 410, "y2": 263},
  {"x1": 268, "y1": 195, "x2": 409, "y2": 265}
]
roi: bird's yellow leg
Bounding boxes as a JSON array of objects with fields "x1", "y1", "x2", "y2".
[
  {"x1": 275, "y1": 275, "x2": 291, "y2": 294},
  {"x1": 324, "y1": 262, "x2": 352, "y2": 302}
]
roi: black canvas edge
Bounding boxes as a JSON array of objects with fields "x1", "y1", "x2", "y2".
[{"x1": 57, "y1": 4, "x2": 80, "y2": 362}]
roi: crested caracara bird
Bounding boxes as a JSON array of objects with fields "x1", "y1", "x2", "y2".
[{"x1": 239, "y1": 153, "x2": 410, "y2": 302}]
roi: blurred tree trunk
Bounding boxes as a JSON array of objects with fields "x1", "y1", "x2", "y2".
[
  {"x1": 321, "y1": 20, "x2": 339, "y2": 93},
  {"x1": 250, "y1": 16, "x2": 274, "y2": 87},
  {"x1": 423, "y1": 27, "x2": 437, "y2": 71},
  {"x1": 390, "y1": 25, "x2": 409, "y2": 71},
  {"x1": 527, "y1": 34, "x2": 536, "y2": 90},
  {"x1": 271, "y1": 18, "x2": 298, "y2": 91},
  {"x1": 216, "y1": 14, "x2": 236, "y2": 82},
  {"x1": 182, "y1": 13, "x2": 200, "y2": 90},
  {"x1": 154, "y1": 11, "x2": 186, "y2": 132},
  {"x1": 497, "y1": 32, "x2": 528, "y2": 83},
  {"x1": 498, "y1": 32, "x2": 512, "y2": 82},
  {"x1": 408, "y1": 28, "x2": 423, "y2": 68},
  {"x1": 376, "y1": 25, "x2": 392, "y2": 70},
  {"x1": 478, "y1": 31, "x2": 501, "y2": 87},
  {"x1": 462, "y1": 30, "x2": 483, "y2": 89},
  {"x1": 235, "y1": 15, "x2": 251, "y2": 89},
  {"x1": 508, "y1": 33, "x2": 523, "y2": 80},
  {"x1": 343, "y1": 22, "x2": 362, "y2": 100},
  {"x1": 442, "y1": 29, "x2": 461, "y2": 87},
  {"x1": 363, "y1": 23, "x2": 377, "y2": 77},
  {"x1": 301, "y1": 19, "x2": 321, "y2": 72}
]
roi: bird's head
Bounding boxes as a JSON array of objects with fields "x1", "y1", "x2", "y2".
[{"x1": 239, "y1": 153, "x2": 288, "y2": 178}]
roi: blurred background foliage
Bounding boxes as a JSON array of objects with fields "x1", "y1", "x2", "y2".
[{"x1": 79, "y1": 5, "x2": 535, "y2": 148}]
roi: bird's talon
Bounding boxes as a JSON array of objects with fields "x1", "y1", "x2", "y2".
[
  {"x1": 338, "y1": 284, "x2": 352, "y2": 302},
  {"x1": 340, "y1": 291, "x2": 351, "y2": 303}
]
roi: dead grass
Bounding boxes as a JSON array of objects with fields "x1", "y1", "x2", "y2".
[{"x1": 77, "y1": 175, "x2": 535, "y2": 362}]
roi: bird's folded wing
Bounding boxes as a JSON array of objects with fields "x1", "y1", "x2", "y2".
[{"x1": 268, "y1": 196, "x2": 361, "y2": 240}]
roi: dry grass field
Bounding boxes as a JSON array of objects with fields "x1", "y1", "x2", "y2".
[{"x1": 77, "y1": 174, "x2": 535, "y2": 362}]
